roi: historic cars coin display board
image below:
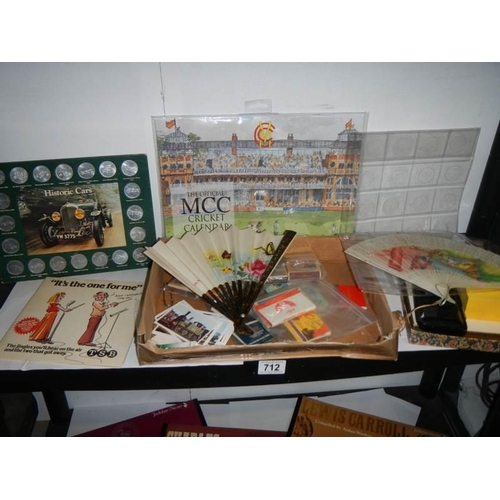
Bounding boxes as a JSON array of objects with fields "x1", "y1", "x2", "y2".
[{"x1": 0, "y1": 154, "x2": 156, "y2": 283}]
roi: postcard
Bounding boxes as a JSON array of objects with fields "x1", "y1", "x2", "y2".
[{"x1": 153, "y1": 300, "x2": 233, "y2": 347}]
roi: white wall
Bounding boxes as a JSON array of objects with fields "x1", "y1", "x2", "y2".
[{"x1": 1, "y1": 62, "x2": 499, "y2": 235}]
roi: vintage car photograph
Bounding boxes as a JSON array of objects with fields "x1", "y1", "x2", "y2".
[
  {"x1": 38, "y1": 194, "x2": 113, "y2": 248},
  {"x1": 19, "y1": 183, "x2": 127, "y2": 255}
]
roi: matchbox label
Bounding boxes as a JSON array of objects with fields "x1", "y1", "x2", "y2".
[{"x1": 253, "y1": 287, "x2": 316, "y2": 328}]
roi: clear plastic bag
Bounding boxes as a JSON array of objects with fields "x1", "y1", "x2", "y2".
[{"x1": 252, "y1": 279, "x2": 382, "y2": 343}]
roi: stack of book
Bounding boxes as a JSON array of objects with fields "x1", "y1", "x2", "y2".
[{"x1": 72, "y1": 395, "x2": 443, "y2": 437}]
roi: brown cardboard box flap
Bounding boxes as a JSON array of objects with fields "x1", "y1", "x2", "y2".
[{"x1": 136, "y1": 236, "x2": 399, "y2": 364}]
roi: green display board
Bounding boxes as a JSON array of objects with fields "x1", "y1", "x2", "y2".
[{"x1": 0, "y1": 154, "x2": 156, "y2": 283}]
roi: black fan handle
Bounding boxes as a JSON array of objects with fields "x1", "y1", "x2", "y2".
[{"x1": 235, "y1": 229, "x2": 297, "y2": 332}]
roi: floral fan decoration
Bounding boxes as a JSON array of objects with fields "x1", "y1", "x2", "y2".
[
  {"x1": 344, "y1": 232, "x2": 500, "y2": 302},
  {"x1": 144, "y1": 226, "x2": 296, "y2": 334}
]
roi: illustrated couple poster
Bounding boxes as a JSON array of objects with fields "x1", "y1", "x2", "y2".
[{"x1": 0, "y1": 277, "x2": 144, "y2": 367}]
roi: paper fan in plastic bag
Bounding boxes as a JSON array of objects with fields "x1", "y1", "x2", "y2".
[
  {"x1": 344, "y1": 232, "x2": 500, "y2": 302},
  {"x1": 144, "y1": 227, "x2": 296, "y2": 334}
]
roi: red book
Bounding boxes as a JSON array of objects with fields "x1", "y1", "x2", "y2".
[
  {"x1": 76, "y1": 400, "x2": 206, "y2": 437},
  {"x1": 163, "y1": 423, "x2": 286, "y2": 437}
]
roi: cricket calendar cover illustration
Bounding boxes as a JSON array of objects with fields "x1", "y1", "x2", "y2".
[
  {"x1": 0, "y1": 277, "x2": 144, "y2": 367},
  {"x1": 152, "y1": 113, "x2": 367, "y2": 238}
]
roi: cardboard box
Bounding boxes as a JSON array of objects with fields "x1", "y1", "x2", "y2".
[{"x1": 136, "y1": 236, "x2": 399, "y2": 365}]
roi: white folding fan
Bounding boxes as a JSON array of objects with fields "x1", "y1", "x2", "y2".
[
  {"x1": 144, "y1": 227, "x2": 296, "y2": 334},
  {"x1": 344, "y1": 233, "x2": 500, "y2": 302}
]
